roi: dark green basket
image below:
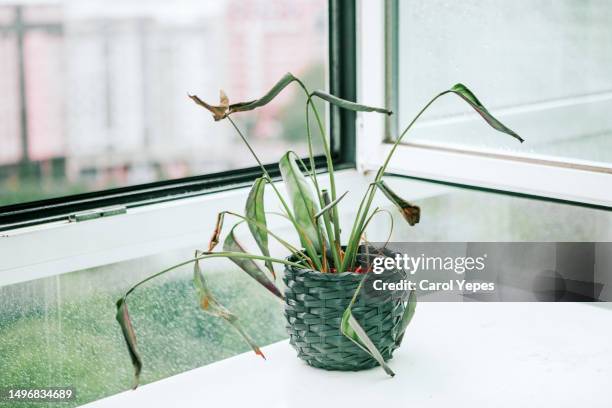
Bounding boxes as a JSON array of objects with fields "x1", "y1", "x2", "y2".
[{"x1": 283, "y1": 262, "x2": 406, "y2": 371}]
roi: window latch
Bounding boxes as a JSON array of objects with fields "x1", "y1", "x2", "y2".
[{"x1": 68, "y1": 205, "x2": 127, "y2": 222}]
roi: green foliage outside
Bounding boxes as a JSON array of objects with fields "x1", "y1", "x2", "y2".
[{"x1": 0, "y1": 260, "x2": 287, "y2": 407}]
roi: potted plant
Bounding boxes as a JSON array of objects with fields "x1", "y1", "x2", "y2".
[{"x1": 116, "y1": 73, "x2": 523, "y2": 388}]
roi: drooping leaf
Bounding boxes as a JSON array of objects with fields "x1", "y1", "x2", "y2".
[
  {"x1": 228, "y1": 72, "x2": 297, "y2": 113},
  {"x1": 208, "y1": 212, "x2": 226, "y2": 251},
  {"x1": 450, "y1": 83, "x2": 524, "y2": 143},
  {"x1": 246, "y1": 178, "x2": 274, "y2": 277},
  {"x1": 340, "y1": 306, "x2": 395, "y2": 377},
  {"x1": 339, "y1": 277, "x2": 395, "y2": 377},
  {"x1": 311, "y1": 90, "x2": 392, "y2": 115},
  {"x1": 193, "y1": 256, "x2": 265, "y2": 359},
  {"x1": 278, "y1": 152, "x2": 322, "y2": 251},
  {"x1": 315, "y1": 190, "x2": 348, "y2": 219},
  {"x1": 189, "y1": 90, "x2": 229, "y2": 121},
  {"x1": 375, "y1": 181, "x2": 420, "y2": 226},
  {"x1": 223, "y1": 224, "x2": 284, "y2": 299},
  {"x1": 115, "y1": 297, "x2": 142, "y2": 389},
  {"x1": 193, "y1": 257, "x2": 232, "y2": 318},
  {"x1": 395, "y1": 289, "x2": 417, "y2": 347}
]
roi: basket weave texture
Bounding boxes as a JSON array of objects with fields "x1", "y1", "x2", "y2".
[{"x1": 283, "y1": 264, "x2": 405, "y2": 371}]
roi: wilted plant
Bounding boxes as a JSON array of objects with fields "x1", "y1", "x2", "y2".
[{"x1": 116, "y1": 73, "x2": 523, "y2": 388}]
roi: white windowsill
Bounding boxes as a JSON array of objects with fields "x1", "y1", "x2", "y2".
[
  {"x1": 0, "y1": 170, "x2": 370, "y2": 286},
  {"x1": 82, "y1": 302, "x2": 612, "y2": 408},
  {"x1": 0, "y1": 169, "x2": 456, "y2": 287}
]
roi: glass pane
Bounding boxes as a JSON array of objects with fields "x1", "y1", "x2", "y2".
[
  {"x1": 366, "y1": 178, "x2": 612, "y2": 302},
  {"x1": 397, "y1": 1, "x2": 612, "y2": 166},
  {"x1": 0, "y1": 247, "x2": 287, "y2": 406},
  {"x1": 368, "y1": 179, "x2": 612, "y2": 242},
  {"x1": 0, "y1": 1, "x2": 328, "y2": 207},
  {"x1": 0, "y1": 34, "x2": 21, "y2": 166}
]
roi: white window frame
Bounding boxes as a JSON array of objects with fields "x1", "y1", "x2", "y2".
[
  {"x1": 5, "y1": 170, "x2": 439, "y2": 287},
  {"x1": 0, "y1": 170, "x2": 366, "y2": 286},
  {"x1": 356, "y1": 0, "x2": 612, "y2": 208}
]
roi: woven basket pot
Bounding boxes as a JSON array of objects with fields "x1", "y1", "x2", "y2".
[{"x1": 283, "y1": 253, "x2": 406, "y2": 371}]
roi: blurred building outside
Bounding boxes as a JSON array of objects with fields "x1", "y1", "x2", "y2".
[{"x1": 0, "y1": 0, "x2": 327, "y2": 205}]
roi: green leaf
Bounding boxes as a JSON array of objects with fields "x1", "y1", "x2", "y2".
[
  {"x1": 341, "y1": 306, "x2": 395, "y2": 377},
  {"x1": 315, "y1": 190, "x2": 348, "y2": 219},
  {"x1": 278, "y1": 152, "x2": 322, "y2": 251},
  {"x1": 229, "y1": 73, "x2": 297, "y2": 113},
  {"x1": 450, "y1": 83, "x2": 524, "y2": 143},
  {"x1": 193, "y1": 256, "x2": 265, "y2": 359},
  {"x1": 311, "y1": 90, "x2": 392, "y2": 115},
  {"x1": 245, "y1": 178, "x2": 274, "y2": 277},
  {"x1": 375, "y1": 181, "x2": 420, "y2": 226},
  {"x1": 223, "y1": 224, "x2": 284, "y2": 299},
  {"x1": 339, "y1": 277, "x2": 395, "y2": 377},
  {"x1": 395, "y1": 289, "x2": 417, "y2": 346},
  {"x1": 115, "y1": 297, "x2": 142, "y2": 389}
]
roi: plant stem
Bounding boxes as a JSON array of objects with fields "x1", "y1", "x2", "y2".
[
  {"x1": 226, "y1": 116, "x2": 322, "y2": 270},
  {"x1": 223, "y1": 211, "x2": 313, "y2": 267},
  {"x1": 294, "y1": 131, "x2": 340, "y2": 270},
  {"x1": 340, "y1": 183, "x2": 375, "y2": 271},
  {"x1": 308, "y1": 98, "x2": 342, "y2": 250},
  {"x1": 342, "y1": 92, "x2": 449, "y2": 271},
  {"x1": 295, "y1": 79, "x2": 341, "y2": 269},
  {"x1": 377, "y1": 91, "x2": 449, "y2": 179},
  {"x1": 360, "y1": 207, "x2": 394, "y2": 250},
  {"x1": 125, "y1": 251, "x2": 306, "y2": 298}
]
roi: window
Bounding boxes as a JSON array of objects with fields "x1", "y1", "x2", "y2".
[
  {"x1": 1, "y1": 3, "x2": 611, "y2": 407},
  {"x1": 0, "y1": 3, "x2": 355, "y2": 402},
  {"x1": 358, "y1": 1, "x2": 612, "y2": 208},
  {"x1": 0, "y1": 0, "x2": 355, "y2": 228},
  {"x1": 376, "y1": 178, "x2": 612, "y2": 243},
  {"x1": 0, "y1": 245, "x2": 288, "y2": 406},
  {"x1": 395, "y1": 0, "x2": 612, "y2": 168}
]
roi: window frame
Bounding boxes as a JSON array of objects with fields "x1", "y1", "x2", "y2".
[
  {"x1": 0, "y1": 0, "x2": 357, "y2": 231},
  {"x1": 357, "y1": 0, "x2": 612, "y2": 209}
]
